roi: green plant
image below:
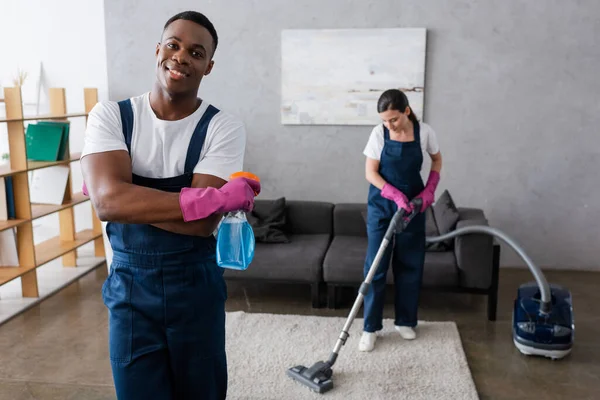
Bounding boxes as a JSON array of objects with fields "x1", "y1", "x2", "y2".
[
  {"x1": 1, "y1": 153, "x2": 9, "y2": 160},
  {"x1": 12, "y1": 68, "x2": 28, "y2": 87}
]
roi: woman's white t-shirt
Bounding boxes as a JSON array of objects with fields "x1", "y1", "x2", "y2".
[
  {"x1": 81, "y1": 92, "x2": 246, "y2": 181},
  {"x1": 363, "y1": 122, "x2": 440, "y2": 160}
]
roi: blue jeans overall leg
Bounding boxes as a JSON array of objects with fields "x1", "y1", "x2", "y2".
[
  {"x1": 363, "y1": 122, "x2": 426, "y2": 332},
  {"x1": 102, "y1": 99, "x2": 228, "y2": 400}
]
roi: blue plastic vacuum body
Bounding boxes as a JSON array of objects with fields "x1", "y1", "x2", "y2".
[{"x1": 512, "y1": 282, "x2": 574, "y2": 360}]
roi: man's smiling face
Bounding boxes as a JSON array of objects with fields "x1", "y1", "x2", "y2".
[{"x1": 155, "y1": 19, "x2": 215, "y2": 96}]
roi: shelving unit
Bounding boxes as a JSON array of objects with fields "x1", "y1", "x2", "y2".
[{"x1": 0, "y1": 86, "x2": 105, "y2": 299}]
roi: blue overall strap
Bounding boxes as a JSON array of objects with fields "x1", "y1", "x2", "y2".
[
  {"x1": 184, "y1": 104, "x2": 220, "y2": 174},
  {"x1": 117, "y1": 99, "x2": 134, "y2": 153},
  {"x1": 383, "y1": 125, "x2": 389, "y2": 141}
]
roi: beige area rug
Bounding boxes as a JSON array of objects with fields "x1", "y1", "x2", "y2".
[{"x1": 225, "y1": 311, "x2": 478, "y2": 399}]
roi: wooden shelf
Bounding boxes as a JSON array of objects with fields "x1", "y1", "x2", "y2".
[
  {"x1": 0, "y1": 219, "x2": 28, "y2": 233},
  {"x1": 0, "y1": 153, "x2": 81, "y2": 178},
  {"x1": 0, "y1": 86, "x2": 105, "y2": 300},
  {"x1": 28, "y1": 152, "x2": 82, "y2": 171},
  {"x1": 35, "y1": 229, "x2": 102, "y2": 267},
  {"x1": 31, "y1": 192, "x2": 89, "y2": 220},
  {"x1": 0, "y1": 229, "x2": 100, "y2": 285},
  {"x1": 0, "y1": 193, "x2": 89, "y2": 234},
  {"x1": 0, "y1": 265, "x2": 38, "y2": 286},
  {"x1": 0, "y1": 163, "x2": 25, "y2": 177},
  {"x1": 0, "y1": 112, "x2": 88, "y2": 123}
]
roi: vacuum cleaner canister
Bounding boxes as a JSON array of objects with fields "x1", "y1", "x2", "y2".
[
  {"x1": 428, "y1": 224, "x2": 575, "y2": 361},
  {"x1": 512, "y1": 282, "x2": 574, "y2": 360}
]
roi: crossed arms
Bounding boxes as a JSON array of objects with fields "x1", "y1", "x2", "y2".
[{"x1": 81, "y1": 150, "x2": 223, "y2": 237}]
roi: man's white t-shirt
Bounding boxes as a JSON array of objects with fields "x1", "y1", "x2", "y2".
[
  {"x1": 81, "y1": 92, "x2": 246, "y2": 181},
  {"x1": 363, "y1": 122, "x2": 440, "y2": 160}
]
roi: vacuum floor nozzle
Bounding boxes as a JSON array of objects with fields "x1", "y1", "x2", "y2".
[{"x1": 286, "y1": 361, "x2": 333, "y2": 393}]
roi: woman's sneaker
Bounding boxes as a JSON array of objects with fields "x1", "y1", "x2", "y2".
[
  {"x1": 358, "y1": 331, "x2": 377, "y2": 351},
  {"x1": 395, "y1": 326, "x2": 416, "y2": 340}
]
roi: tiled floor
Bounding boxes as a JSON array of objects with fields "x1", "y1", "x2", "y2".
[{"x1": 0, "y1": 265, "x2": 597, "y2": 399}]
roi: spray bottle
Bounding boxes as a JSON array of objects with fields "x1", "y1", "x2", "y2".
[{"x1": 216, "y1": 171, "x2": 260, "y2": 270}]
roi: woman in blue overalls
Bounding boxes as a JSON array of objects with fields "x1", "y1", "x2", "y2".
[{"x1": 359, "y1": 89, "x2": 442, "y2": 352}]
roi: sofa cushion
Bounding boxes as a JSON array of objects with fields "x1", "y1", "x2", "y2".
[
  {"x1": 422, "y1": 252, "x2": 459, "y2": 287},
  {"x1": 222, "y1": 234, "x2": 330, "y2": 282},
  {"x1": 247, "y1": 197, "x2": 289, "y2": 243},
  {"x1": 334, "y1": 203, "x2": 367, "y2": 237},
  {"x1": 285, "y1": 201, "x2": 334, "y2": 235},
  {"x1": 323, "y1": 236, "x2": 367, "y2": 283},
  {"x1": 431, "y1": 190, "x2": 460, "y2": 248},
  {"x1": 323, "y1": 235, "x2": 458, "y2": 287}
]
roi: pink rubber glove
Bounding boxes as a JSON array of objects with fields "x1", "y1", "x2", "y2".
[
  {"x1": 412, "y1": 171, "x2": 440, "y2": 212},
  {"x1": 179, "y1": 177, "x2": 261, "y2": 222},
  {"x1": 82, "y1": 181, "x2": 89, "y2": 196},
  {"x1": 380, "y1": 183, "x2": 411, "y2": 211}
]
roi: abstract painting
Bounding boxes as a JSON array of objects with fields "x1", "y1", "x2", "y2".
[{"x1": 281, "y1": 28, "x2": 426, "y2": 125}]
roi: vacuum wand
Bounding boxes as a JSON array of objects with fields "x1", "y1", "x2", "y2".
[{"x1": 427, "y1": 226, "x2": 552, "y2": 314}]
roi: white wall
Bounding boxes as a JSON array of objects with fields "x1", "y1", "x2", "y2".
[{"x1": 0, "y1": 0, "x2": 111, "y2": 264}]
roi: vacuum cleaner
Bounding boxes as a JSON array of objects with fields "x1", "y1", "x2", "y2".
[
  {"x1": 286, "y1": 198, "x2": 574, "y2": 394},
  {"x1": 430, "y1": 223, "x2": 574, "y2": 362}
]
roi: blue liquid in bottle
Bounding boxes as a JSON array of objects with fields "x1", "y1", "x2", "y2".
[{"x1": 216, "y1": 211, "x2": 255, "y2": 270}]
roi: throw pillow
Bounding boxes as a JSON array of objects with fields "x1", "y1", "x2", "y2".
[
  {"x1": 247, "y1": 197, "x2": 290, "y2": 243},
  {"x1": 425, "y1": 206, "x2": 449, "y2": 252},
  {"x1": 431, "y1": 189, "x2": 460, "y2": 249}
]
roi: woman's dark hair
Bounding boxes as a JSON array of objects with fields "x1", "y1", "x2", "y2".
[
  {"x1": 377, "y1": 89, "x2": 418, "y2": 125},
  {"x1": 163, "y1": 11, "x2": 219, "y2": 55}
]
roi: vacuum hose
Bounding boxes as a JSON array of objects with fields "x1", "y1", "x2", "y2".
[{"x1": 426, "y1": 225, "x2": 552, "y2": 314}]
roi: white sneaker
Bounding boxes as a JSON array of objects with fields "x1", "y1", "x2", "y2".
[
  {"x1": 358, "y1": 332, "x2": 377, "y2": 351},
  {"x1": 395, "y1": 326, "x2": 416, "y2": 340}
]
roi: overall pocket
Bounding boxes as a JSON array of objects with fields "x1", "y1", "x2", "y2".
[
  {"x1": 383, "y1": 144, "x2": 407, "y2": 159},
  {"x1": 102, "y1": 263, "x2": 134, "y2": 363}
]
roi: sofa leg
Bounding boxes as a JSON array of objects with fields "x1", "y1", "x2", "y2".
[
  {"x1": 487, "y1": 290, "x2": 498, "y2": 321},
  {"x1": 311, "y1": 283, "x2": 322, "y2": 308},
  {"x1": 327, "y1": 285, "x2": 337, "y2": 309},
  {"x1": 487, "y1": 244, "x2": 500, "y2": 321}
]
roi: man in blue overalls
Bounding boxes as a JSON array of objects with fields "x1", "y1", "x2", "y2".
[
  {"x1": 80, "y1": 11, "x2": 259, "y2": 399},
  {"x1": 360, "y1": 89, "x2": 442, "y2": 352}
]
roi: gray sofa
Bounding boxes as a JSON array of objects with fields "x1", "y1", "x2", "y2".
[{"x1": 223, "y1": 196, "x2": 500, "y2": 320}]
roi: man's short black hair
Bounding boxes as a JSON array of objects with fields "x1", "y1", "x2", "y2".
[{"x1": 163, "y1": 11, "x2": 218, "y2": 55}]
